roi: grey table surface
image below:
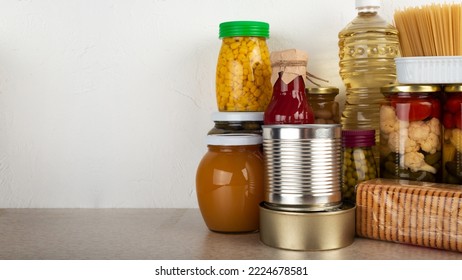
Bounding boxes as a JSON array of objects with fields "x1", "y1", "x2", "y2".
[{"x1": 0, "y1": 208, "x2": 461, "y2": 260}]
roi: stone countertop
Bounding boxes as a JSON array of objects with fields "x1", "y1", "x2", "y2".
[{"x1": 0, "y1": 208, "x2": 460, "y2": 260}]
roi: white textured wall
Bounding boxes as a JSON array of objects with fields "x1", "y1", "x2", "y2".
[{"x1": 0, "y1": 0, "x2": 445, "y2": 207}]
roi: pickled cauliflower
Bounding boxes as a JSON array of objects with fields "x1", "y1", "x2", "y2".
[
  {"x1": 403, "y1": 151, "x2": 437, "y2": 174},
  {"x1": 380, "y1": 106, "x2": 398, "y2": 134},
  {"x1": 408, "y1": 121, "x2": 431, "y2": 142},
  {"x1": 380, "y1": 105, "x2": 441, "y2": 174},
  {"x1": 407, "y1": 119, "x2": 441, "y2": 154}
]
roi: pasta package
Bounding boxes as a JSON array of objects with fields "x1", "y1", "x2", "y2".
[{"x1": 356, "y1": 178, "x2": 462, "y2": 252}]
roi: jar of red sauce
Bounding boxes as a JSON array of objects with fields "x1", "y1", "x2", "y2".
[
  {"x1": 379, "y1": 84, "x2": 442, "y2": 182},
  {"x1": 442, "y1": 85, "x2": 462, "y2": 184},
  {"x1": 264, "y1": 49, "x2": 314, "y2": 124},
  {"x1": 196, "y1": 134, "x2": 264, "y2": 233}
]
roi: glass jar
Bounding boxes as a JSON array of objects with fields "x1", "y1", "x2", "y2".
[
  {"x1": 342, "y1": 129, "x2": 377, "y2": 203},
  {"x1": 306, "y1": 87, "x2": 340, "y2": 124},
  {"x1": 216, "y1": 21, "x2": 272, "y2": 112},
  {"x1": 379, "y1": 85, "x2": 442, "y2": 182},
  {"x1": 264, "y1": 49, "x2": 314, "y2": 124},
  {"x1": 196, "y1": 134, "x2": 264, "y2": 233},
  {"x1": 442, "y1": 85, "x2": 462, "y2": 184},
  {"x1": 208, "y1": 112, "x2": 263, "y2": 135}
]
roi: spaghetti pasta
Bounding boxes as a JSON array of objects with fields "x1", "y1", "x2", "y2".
[{"x1": 394, "y1": 3, "x2": 462, "y2": 57}]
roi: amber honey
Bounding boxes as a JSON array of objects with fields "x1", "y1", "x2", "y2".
[{"x1": 196, "y1": 134, "x2": 264, "y2": 233}]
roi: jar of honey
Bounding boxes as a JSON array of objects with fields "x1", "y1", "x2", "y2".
[
  {"x1": 216, "y1": 21, "x2": 272, "y2": 112},
  {"x1": 196, "y1": 134, "x2": 264, "y2": 233}
]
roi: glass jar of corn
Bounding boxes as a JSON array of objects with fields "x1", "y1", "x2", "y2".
[{"x1": 216, "y1": 21, "x2": 272, "y2": 112}]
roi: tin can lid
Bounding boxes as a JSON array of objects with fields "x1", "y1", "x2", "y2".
[
  {"x1": 211, "y1": 112, "x2": 264, "y2": 122},
  {"x1": 342, "y1": 129, "x2": 375, "y2": 147},
  {"x1": 206, "y1": 134, "x2": 262, "y2": 146}
]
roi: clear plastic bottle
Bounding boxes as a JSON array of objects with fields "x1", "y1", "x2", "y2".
[{"x1": 339, "y1": 0, "x2": 400, "y2": 142}]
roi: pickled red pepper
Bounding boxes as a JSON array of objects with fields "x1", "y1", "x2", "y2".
[{"x1": 264, "y1": 49, "x2": 314, "y2": 124}]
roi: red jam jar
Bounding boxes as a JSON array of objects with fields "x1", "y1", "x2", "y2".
[
  {"x1": 196, "y1": 134, "x2": 264, "y2": 233},
  {"x1": 442, "y1": 85, "x2": 462, "y2": 184},
  {"x1": 379, "y1": 84, "x2": 442, "y2": 182}
]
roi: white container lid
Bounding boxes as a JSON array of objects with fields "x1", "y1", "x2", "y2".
[
  {"x1": 206, "y1": 134, "x2": 263, "y2": 146},
  {"x1": 396, "y1": 56, "x2": 462, "y2": 84},
  {"x1": 211, "y1": 112, "x2": 264, "y2": 122},
  {"x1": 355, "y1": 0, "x2": 380, "y2": 8}
]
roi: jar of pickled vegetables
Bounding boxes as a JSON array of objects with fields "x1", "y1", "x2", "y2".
[
  {"x1": 442, "y1": 85, "x2": 462, "y2": 184},
  {"x1": 196, "y1": 134, "x2": 264, "y2": 233},
  {"x1": 306, "y1": 87, "x2": 340, "y2": 124},
  {"x1": 208, "y1": 112, "x2": 264, "y2": 135},
  {"x1": 216, "y1": 21, "x2": 272, "y2": 112},
  {"x1": 379, "y1": 85, "x2": 442, "y2": 182},
  {"x1": 342, "y1": 129, "x2": 377, "y2": 203}
]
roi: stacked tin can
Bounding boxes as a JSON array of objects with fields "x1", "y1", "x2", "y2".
[{"x1": 259, "y1": 124, "x2": 355, "y2": 250}]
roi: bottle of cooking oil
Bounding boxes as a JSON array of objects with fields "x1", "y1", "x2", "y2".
[{"x1": 339, "y1": 0, "x2": 400, "y2": 145}]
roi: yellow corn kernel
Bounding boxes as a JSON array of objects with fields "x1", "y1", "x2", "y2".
[{"x1": 230, "y1": 42, "x2": 240, "y2": 49}]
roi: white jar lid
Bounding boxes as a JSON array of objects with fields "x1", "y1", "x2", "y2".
[
  {"x1": 206, "y1": 134, "x2": 263, "y2": 146},
  {"x1": 355, "y1": 0, "x2": 380, "y2": 8},
  {"x1": 211, "y1": 112, "x2": 264, "y2": 122}
]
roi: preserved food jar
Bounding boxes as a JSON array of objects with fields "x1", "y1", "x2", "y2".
[
  {"x1": 442, "y1": 85, "x2": 462, "y2": 184},
  {"x1": 264, "y1": 49, "x2": 314, "y2": 124},
  {"x1": 379, "y1": 85, "x2": 442, "y2": 182},
  {"x1": 196, "y1": 134, "x2": 264, "y2": 233},
  {"x1": 207, "y1": 112, "x2": 263, "y2": 135},
  {"x1": 342, "y1": 129, "x2": 377, "y2": 203},
  {"x1": 216, "y1": 21, "x2": 272, "y2": 112},
  {"x1": 306, "y1": 87, "x2": 340, "y2": 124}
]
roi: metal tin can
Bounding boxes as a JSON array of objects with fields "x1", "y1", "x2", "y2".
[
  {"x1": 379, "y1": 84, "x2": 442, "y2": 182},
  {"x1": 262, "y1": 124, "x2": 342, "y2": 211},
  {"x1": 259, "y1": 202, "x2": 355, "y2": 251},
  {"x1": 442, "y1": 85, "x2": 462, "y2": 184}
]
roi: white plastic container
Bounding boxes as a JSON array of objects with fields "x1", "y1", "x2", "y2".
[{"x1": 396, "y1": 56, "x2": 462, "y2": 84}]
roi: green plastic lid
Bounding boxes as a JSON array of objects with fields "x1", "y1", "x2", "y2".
[{"x1": 219, "y1": 21, "x2": 269, "y2": 38}]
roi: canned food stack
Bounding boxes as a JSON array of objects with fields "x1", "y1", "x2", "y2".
[
  {"x1": 259, "y1": 124, "x2": 356, "y2": 251},
  {"x1": 258, "y1": 49, "x2": 355, "y2": 251},
  {"x1": 196, "y1": 21, "x2": 272, "y2": 234}
]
